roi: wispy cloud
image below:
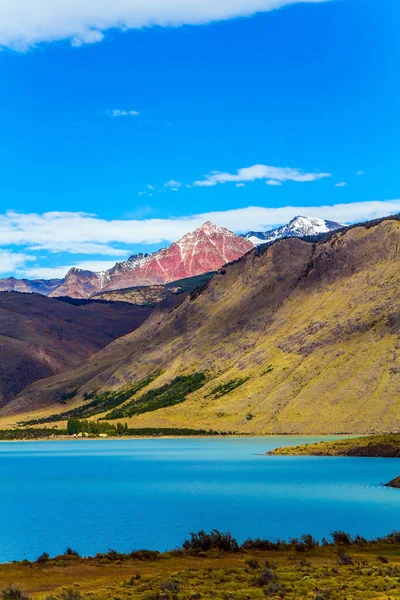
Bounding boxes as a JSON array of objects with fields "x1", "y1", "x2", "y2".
[
  {"x1": 357, "y1": 170, "x2": 366, "y2": 176},
  {"x1": 193, "y1": 164, "x2": 331, "y2": 187},
  {"x1": 110, "y1": 109, "x2": 140, "y2": 117},
  {"x1": 18, "y1": 260, "x2": 120, "y2": 280},
  {"x1": 335, "y1": 182, "x2": 347, "y2": 187},
  {"x1": 1, "y1": 201, "x2": 400, "y2": 258},
  {"x1": 0, "y1": 1, "x2": 331, "y2": 51},
  {"x1": 164, "y1": 180, "x2": 182, "y2": 190},
  {"x1": 0, "y1": 250, "x2": 35, "y2": 275}
]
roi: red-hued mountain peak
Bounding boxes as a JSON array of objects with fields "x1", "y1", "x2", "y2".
[{"x1": 101, "y1": 222, "x2": 254, "y2": 291}]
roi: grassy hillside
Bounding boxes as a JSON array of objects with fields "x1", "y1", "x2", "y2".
[
  {"x1": 269, "y1": 433, "x2": 400, "y2": 457},
  {"x1": 1, "y1": 531, "x2": 400, "y2": 599},
  {"x1": 0, "y1": 293, "x2": 152, "y2": 408},
  {"x1": 4, "y1": 217, "x2": 400, "y2": 434}
]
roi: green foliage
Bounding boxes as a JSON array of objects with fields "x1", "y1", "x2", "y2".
[
  {"x1": 0, "y1": 428, "x2": 66, "y2": 441},
  {"x1": 24, "y1": 374, "x2": 161, "y2": 426},
  {"x1": 207, "y1": 378, "x2": 250, "y2": 399},
  {"x1": 105, "y1": 373, "x2": 207, "y2": 419},
  {"x1": 59, "y1": 390, "x2": 78, "y2": 404},
  {"x1": 260, "y1": 365, "x2": 274, "y2": 376}
]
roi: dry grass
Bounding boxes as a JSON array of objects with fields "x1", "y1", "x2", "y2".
[{"x1": 2, "y1": 542, "x2": 400, "y2": 599}]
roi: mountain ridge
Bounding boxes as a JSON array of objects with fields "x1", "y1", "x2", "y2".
[{"x1": 243, "y1": 215, "x2": 343, "y2": 246}]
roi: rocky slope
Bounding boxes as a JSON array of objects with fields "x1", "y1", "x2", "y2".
[
  {"x1": 386, "y1": 476, "x2": 400, "y2": 488},
  {"x1": 0, "y1": 292, "x2": 152, "y2": 408},
  {"x1": 92, "y1": 273, "x2": 215, "y2": 306},
  {"x1": 5, "y1": 216, "x2": 400, "y2": 434},
  {"x1": 0, "y1": 223, "x2": 252, "y2": 299},
  {"x1": 244, "y1": 215, "x2": 343, "y2": 246}
]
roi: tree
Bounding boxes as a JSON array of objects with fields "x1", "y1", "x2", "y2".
[{"x1": 67, "y1": 419, "x2": 81, "y2": 435}]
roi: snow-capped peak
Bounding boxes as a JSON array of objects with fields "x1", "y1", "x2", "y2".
[{"x1": 244, "y1": 215, "x2": 344, "y2": 246}]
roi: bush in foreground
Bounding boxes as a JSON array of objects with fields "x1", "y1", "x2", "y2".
[{"x1": 183, "y1": 530, "x2": 239, "y2": 553}]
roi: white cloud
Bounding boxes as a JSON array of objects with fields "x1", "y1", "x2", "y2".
[
  {"x1": 0, "y1": 1, "x2": 331, "y2": 51},
  {"x1": 1, "y1": 201, "x2": 400, "y2": 257},
  {"x1": 18, "y1": 260, "x2": 119, "y2": 279},
  {"x1": 193, "y1": 164, "x2": 331, "y2": 187},
  {"x1": 110, "y1": 109, "x2": 140, "y2": 117},
  {"x1": 266, "y1": 179, "x2": 283, "y2": 186},
  {"x1": 0, "y1": 250, "x2": 35, "y2": 275},
  {"x1": 28, "y1": 242, "x2": 127, "y2": 255},
  {"x1": 165, "y1": 180, "x2": 182, "y2": 189},
  {"x1": 357, "y1": 170, "x2": 366, "y2": 176},
  {"x1": 335, "y1": 182, "x2": 347, "y2": 187},
  {"x1": 236, "y1": 183, "x2": 245, "y2": 188}
]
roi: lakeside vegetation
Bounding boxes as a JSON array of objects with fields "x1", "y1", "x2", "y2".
[
  {"x1": 269, "y1": 433, "x2": 400, "y2": 458},
  {"x1": 2, "y1": 530, "x2": 400, "y2": 599},
  {"x1": 0, "y1": 423, "x2": 228, "y2": 440}
]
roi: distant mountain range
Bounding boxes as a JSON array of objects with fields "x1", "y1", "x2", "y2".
[
  {"x1": 0, "y1": 222, "x2": 252, "y2": 299},
  {"x1": 0, "y1": 217, "x2": 342, "y2": 300},
  {"x1": 243, "y1": 216, "x2": 343, "y2": 246}
]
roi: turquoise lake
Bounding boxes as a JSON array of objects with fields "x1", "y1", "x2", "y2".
[{"x1": 0, "y1": 436, "x2": 399, "y2": 562}]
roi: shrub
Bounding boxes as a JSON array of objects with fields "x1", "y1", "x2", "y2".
[
  {"x1": 2, "y1": 586, "x2": 31, "y2": 600},
  {"x1": 64, "y1": 548, "x2": 80, "y2": 557},
  {"x1": 241, "y1": 538, "x2": 280, "y2": 551},
  {"x1": 129, "y1": 550, "x2": 160, "y2": 561},
  {"x1": 160, "y1": 582, "x2": 180, "y2": 594},
  {"x1": 337, "y1": 552, "x2": 353, "y2": 565},
  {"x1": 183, "y1": 530, "x2": 239, "y2": 553},
  {"x1": 381, "y1": 531, "x2": 400, "y2": 544},
  {"x1": 36, "y1": 552, "x2": 50, "y2": 564},
  {"x1": 315, "y1": 590, "x2": 333, "y2": 600},
  {"x1": 378, "y1": 555, "x2": 389, "y2": 563},
  {"x1": 58, "y1": 591, "x2": 82, "y2": 600},
  {"x1": 331, "y1": 531, "x2": 352, "y2": 545},
  {"x1": 245, "y1": 559, "x2": 260, "y2": 570},
  {"x1": 257, "y1": 568, "x2": 275, "y2": 587}
]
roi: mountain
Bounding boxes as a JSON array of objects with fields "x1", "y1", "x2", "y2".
[
  {"x1": 244, "y1": 216, "x2": 343, "y2": 246},
  {"x1": 0, "y1": 277, "x2": 62, "y2": 295},
  {"x1": 0, "y1": 292, "x2": 153, "y2": 409},
  {"x1": 0, "y1": 223, "x2": 252, "y2": 299},
  {"x1": 6, "y1": 215, "x2": 400, "y2": 435},
  {"x1": 100, "y1": 222, "x2": 253, "y2": 292}
]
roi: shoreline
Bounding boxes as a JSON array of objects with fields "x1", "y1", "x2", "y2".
[{"x1": 0, "y1": 433, "x2": 358, "y2": 443}]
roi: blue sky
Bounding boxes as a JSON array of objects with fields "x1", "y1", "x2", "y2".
[{"x1": 0, "y1": 0, "x2": 399, "y2": 278}]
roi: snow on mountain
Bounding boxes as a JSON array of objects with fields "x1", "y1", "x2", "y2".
[{"x1": 244, "y1": 216, "x2": 344, "y2": 246}]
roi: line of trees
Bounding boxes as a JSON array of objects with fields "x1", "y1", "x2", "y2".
[{"x1": 66, "y1": 419, "x2": 128, "y2": 436}]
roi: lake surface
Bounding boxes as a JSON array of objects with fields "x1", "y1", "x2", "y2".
[{"x1": 0, "y1": 436, "x2": 399, "y2": 562}]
